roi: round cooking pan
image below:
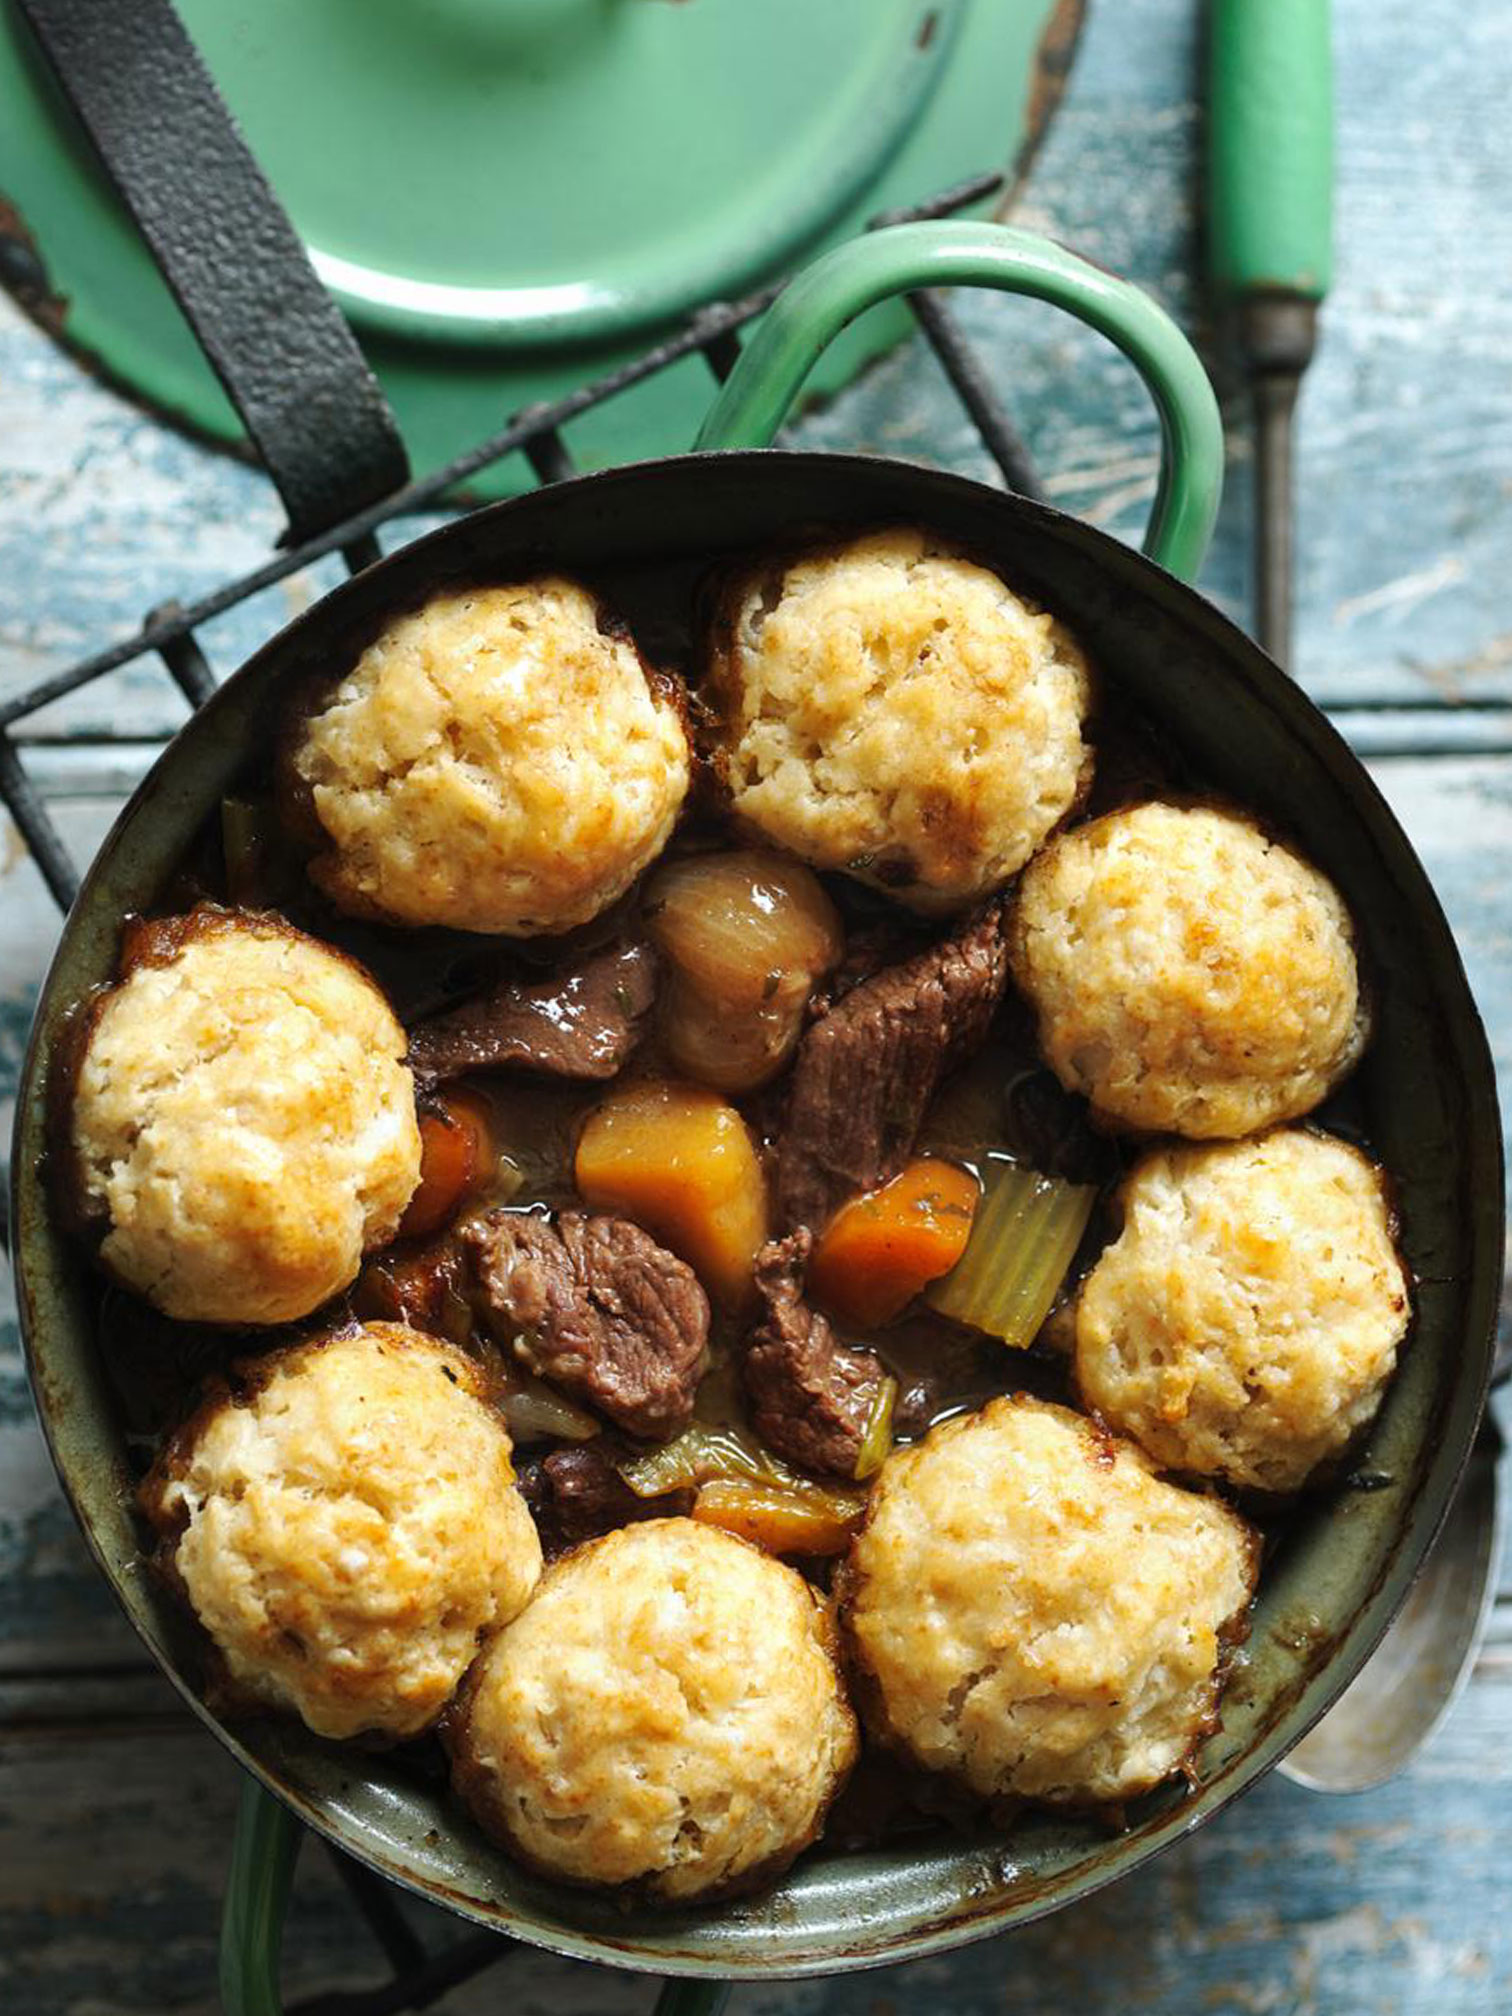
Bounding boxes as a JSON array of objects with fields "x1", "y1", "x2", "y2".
[{"x1": 10, "y1": 225, "x2": 1503, "y2": 2007}]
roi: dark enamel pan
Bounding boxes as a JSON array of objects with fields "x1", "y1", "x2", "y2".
[{"x1": 9, "y1": 227, "x2": 1502, "y2": 2003}]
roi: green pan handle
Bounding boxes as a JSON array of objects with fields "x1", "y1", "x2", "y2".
[
  {"x1": 221, "y1": 1783, "x2": 301, "y2": 2016},
  {"x1": 695, "y1": 220, "x2": 1224, "y2": 584},
  {"x1": 220, "y1": 1779, "x2": 730, "y2": 2016}
]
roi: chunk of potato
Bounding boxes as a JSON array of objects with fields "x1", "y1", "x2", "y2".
[{"x1": 574, "y1": 1078, "x2": 768, "y2": 1308}]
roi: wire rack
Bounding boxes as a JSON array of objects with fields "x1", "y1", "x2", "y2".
[{"x1": 3, "y1": 168, "x2": 1040, "y2": 2015}]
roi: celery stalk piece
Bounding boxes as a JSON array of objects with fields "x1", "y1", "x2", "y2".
[
  {"x1": 618, "y1": 1417, "x2": 866, "y2": 1517},
  {"x1": 926, "y1": 1161, "x2": 1095, "y2": 1348},
  {"x1": 619, "y1": 1419, "x2": 773, "y2": 1498},
  {"x1": 853, "y1": 1375, "x2": 898, "y2": 1481}
]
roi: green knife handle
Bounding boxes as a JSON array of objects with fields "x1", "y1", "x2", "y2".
[{"x1": 1208, "y1": 0, "x2": 1333, "y2": 301}]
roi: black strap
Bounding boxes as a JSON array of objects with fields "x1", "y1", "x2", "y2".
[{"x1": 17, "y1": 0, "x2": 410, "y2": 541}]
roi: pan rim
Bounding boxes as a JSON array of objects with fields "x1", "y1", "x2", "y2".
[{"x1": 10, "y1": 448, "x2": 1504, "y2": 1978}]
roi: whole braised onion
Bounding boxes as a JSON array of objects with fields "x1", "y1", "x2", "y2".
[{"x1": 644, "y1": 851, "x2": 841, "y2": 1091}]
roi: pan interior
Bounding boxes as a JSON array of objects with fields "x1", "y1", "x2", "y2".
[{"x1": 13, "y1": 453, "x2": 1500, "y2": 1977}]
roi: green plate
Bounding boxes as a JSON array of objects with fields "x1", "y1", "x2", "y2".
[{"x1": 0, "y1": 0, "x2": 1081, "y2": 496}]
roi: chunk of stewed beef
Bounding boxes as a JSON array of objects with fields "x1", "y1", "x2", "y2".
[
  {"x1": 465, "y1": 1208, "x2": 706, "y2": 1440},
  {"x1": 776, "y1": 902, "x2": 1010, "y2": 1233},
  {"x1": 741, "y1": 1230, "x2": 887, "y2": 1480},
  {"x1": 804, "y1": 918, "x2": 931, "y2": 1023},
  {"x1": 518, "y1": 1441, "x2": 690, "y2": 1558},
  {"x1": 406, "y1": 940, "x2": 658, "y2": 1088}
]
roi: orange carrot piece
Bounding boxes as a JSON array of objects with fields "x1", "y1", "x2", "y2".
[
  {"x1": 809, "y1": 1158, "x2": 980, "y2": 1328},
  {"x1": 691, "y1": 1477, "x2": 864, "y2": 1556},
  {"x1": 353, "y1": 1238, "x2": 473, "y2": 1343},
  {"x1": 399, "y1": 1094, "x2": 492, "y2": 1240}
]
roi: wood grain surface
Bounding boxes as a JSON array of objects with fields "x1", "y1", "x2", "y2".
[{"x1": 3, "y1": 1, "x2": 1511, "y2": 2011}]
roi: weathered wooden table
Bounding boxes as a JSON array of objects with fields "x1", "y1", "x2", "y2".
[{"x1": 4, "y1": 2, "x2": 1510, "y2": 2009}]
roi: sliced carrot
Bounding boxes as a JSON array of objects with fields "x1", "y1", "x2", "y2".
[
  {"x1": 809, "y1": 1158, "x2": 981, "y2": 1329},
  {"x1": 574, "y1": 1078, "x2": 768, "y2": 1308},
  {"x1": 691, "y1": 1477, "x2": 864, "y2": 1557},
  {"x1": 399, "y1": 1093, "x2": 493, "y2": 1239}
]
